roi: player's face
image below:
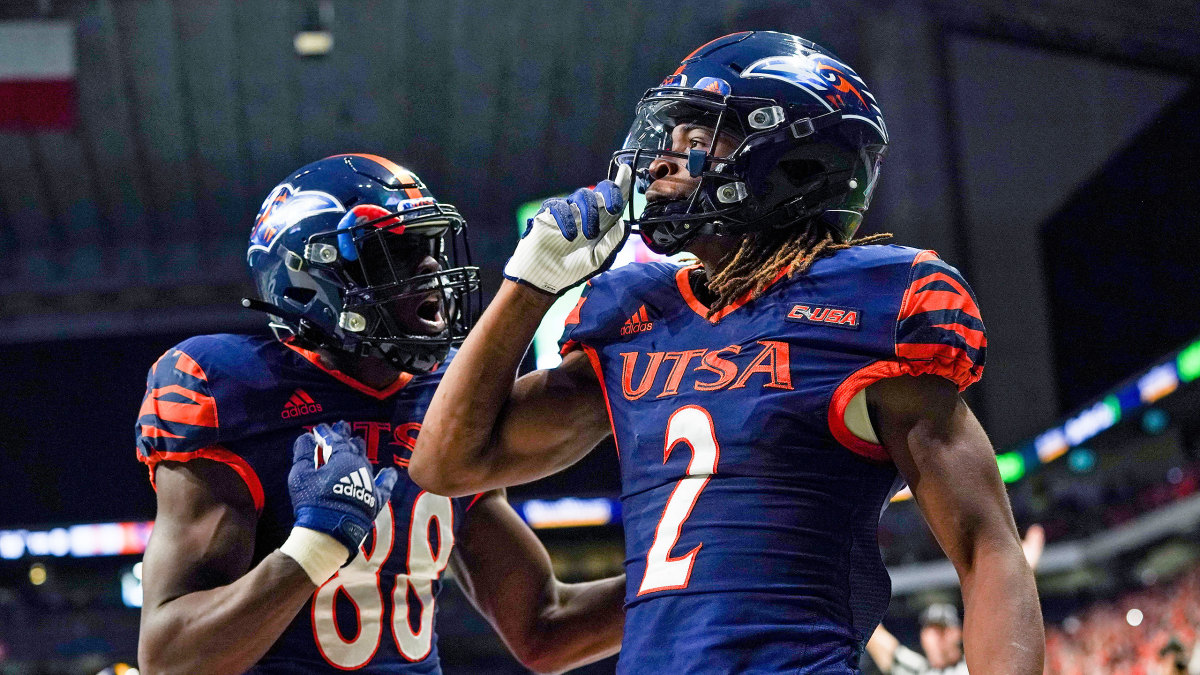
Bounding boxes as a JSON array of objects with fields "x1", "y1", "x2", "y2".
[
  {"x1": 357, "y1": 232, "x2": 448, "y2": 336},
  {"x1": 643, "y1": 122, "x2": 741, "y2": 204},
  {"x1": 919, "y1": 624, "x2": 963, "y2": 668}
]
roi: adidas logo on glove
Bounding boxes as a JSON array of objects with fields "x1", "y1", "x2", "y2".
[{"x1": 333, "y1": 467, "x2": 377, "y2": 508}]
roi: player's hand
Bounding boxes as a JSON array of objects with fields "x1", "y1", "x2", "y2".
[
  {"x1": 503, "y1": 163, "x2": 632, "y2": 295},
  {"x1": 288, "y1": 421, "x2": 398, "y2": 559}
]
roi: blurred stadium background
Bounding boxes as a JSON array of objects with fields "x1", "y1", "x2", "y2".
[{"x1": 1, "y1": 0, "x2": 1198, "y2": 673}]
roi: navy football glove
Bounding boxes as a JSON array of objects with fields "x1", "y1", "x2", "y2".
[{"x1": 288, "y1": 421, "x2": 398, "y2": 559}]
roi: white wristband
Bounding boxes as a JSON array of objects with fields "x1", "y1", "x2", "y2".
[{"x1": 279, "y1": 527, "x2": 350, "y2": 585}]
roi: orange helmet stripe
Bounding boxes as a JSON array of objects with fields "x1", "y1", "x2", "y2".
[
  {"x1": 682, "y1": 32, "x2": 751, "y2": 61},
  {"x1": 341, "y1": 153, "x2": 425, "y2": 200}
]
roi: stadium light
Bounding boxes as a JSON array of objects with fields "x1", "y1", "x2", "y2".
[
  {"x1": 0, "y1": 496, "x2": 622, "y2": 562},
  {"x1": 1178, "y1": 340, "x2": 1200, "y2": 382},
  {"x1": 293, "y1": 31, "x2": 333, "y2": 57},
  {"x1": 991, "y1": 333, "x2": 1199, "y2": 484},
  {"x1": 294, "y1": 0, "x2": 333, "y2": 57},
  {"x1": 1067, "y1": 447, "x2": 1096, "y2": 473},
  {"x1": 1141, "y1": 408, "x2": 1169, "y2": 435},
  {"x1": 996, "y1": 452, "x2": 1026, "y2": 483},
  {"x1": 121, "y1": 567, "x2": 143, "y2": 608}
]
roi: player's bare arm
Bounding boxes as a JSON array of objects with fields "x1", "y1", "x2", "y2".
[
  {"x1": 864, "y1": 524, "x2": 1045, "y2": 673},
  {"x1": 869, "y1": 374, "x2": 1044, "y2": 674},
  {"x1": 139, "y1": 460, "x2": 316, "y2": 674},
  {"x1": 139, "y1": 424, "x2": 395, "y2": 674},
  {"x1": 411, "y1": 284, "x2": 610, "y2": 496},
  {"x1": 450, "y1": 490, "x2": 624, "y2": 673},
  {"x1": 411, "y1": 168, "x2": 631, "y2": 497}
]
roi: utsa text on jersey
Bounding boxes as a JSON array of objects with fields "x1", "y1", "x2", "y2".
[
  {"x1": 300, "y1": 420, "x2": 422, "y2": 466},
  {"x1": 619, "y1": 340, "x2": 793, "y2": 400}
]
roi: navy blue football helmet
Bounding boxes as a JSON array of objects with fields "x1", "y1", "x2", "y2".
[
  {"x1": 611, "y1": 31, "x2": 889, "y2": 254},
  {"x1": 245, "y1": 154, "x2": 480, "y2": 373}
]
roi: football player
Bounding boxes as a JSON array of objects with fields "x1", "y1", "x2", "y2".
[
  {"x1": 410, "y1": 32, "x2": 1044, "y2": 673},
  {"x1": 135, "y1": 154, "x2": 624, "y2": 673}
]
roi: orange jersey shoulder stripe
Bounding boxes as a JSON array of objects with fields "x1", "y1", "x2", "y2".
[
  {"x1": 899, "y1": 273, "x2": 982, "y2": 322},
  {"x1": 932, "y1": 322, "x2": 987, "y2": 350},
  {"x1": 912, "y1": 249, "x2": 940, "y2": 265},
  {"x1": 139, "y1": 384, "x2": 218, "y2": 428},
  {"x1": 139, "y1": 424, "x2": 186, "y2": 439},
  {"x1": 174, "y1": 351, "x2": 209, "y2": 381},
  {"x1": 149, "y1": 349, "x2": 171, "y2": 377}
]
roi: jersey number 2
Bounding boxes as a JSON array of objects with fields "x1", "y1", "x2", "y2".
[
  {"x1": 312, "y1": 491, "x2": 454, "y2": 668},
  {"x1": 638, "y1": 405, "x2": 720, "y2": 595}
]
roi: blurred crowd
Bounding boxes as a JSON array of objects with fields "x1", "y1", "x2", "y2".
[
  {"x1": 880, "y1": 460, "x2": 1200, "y2": 567},
  {"x1": 1038, "y1": 461, "x2": 1200, "y2": 542},
  {"x1": 1045, "y1": 563, "x2": 1200, "y2": 675}
]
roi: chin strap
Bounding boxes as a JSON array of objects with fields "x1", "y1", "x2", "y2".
[
  {"x1": 240, "y1": 297, "x2": 302, "y2": 323},
  {"x1": 240, "y1": 297, "x2": 346, "y2": 353}
]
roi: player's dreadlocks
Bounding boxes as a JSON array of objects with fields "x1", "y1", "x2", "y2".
[{"x1": 702, "y1": 222, "x2": 892, "y2": 319}]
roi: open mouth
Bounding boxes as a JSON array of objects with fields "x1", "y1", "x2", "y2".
[{"x1": 416, "y1": 293, "x2": 445, "y2": 327}]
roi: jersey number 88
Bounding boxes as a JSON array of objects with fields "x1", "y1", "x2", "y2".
[{"x1": 312, "y1": 492, "x2": 454, "y2": 668}]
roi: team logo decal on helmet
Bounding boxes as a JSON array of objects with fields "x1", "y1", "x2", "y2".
[
  {"x1": 742, "y1": 54, "x2": 887, "y2": 143},
  {"x1": 610, "y1": 31, "x2": 889, "y2": 255},
  {"x1": 250, "y1": 185, "x2": 344, "y2": 255},
  {"x1": 244, "y1": 154, "x2": 481, "y2": 374}
]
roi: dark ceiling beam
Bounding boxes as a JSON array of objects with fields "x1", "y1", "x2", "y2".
[{"x1": 929, "y1": 0, "x2": 1200, "y2": 77}]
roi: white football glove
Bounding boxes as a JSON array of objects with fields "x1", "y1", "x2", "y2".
[{"x1": 503, "y1": 164, "x2": 632, "y2": 295}]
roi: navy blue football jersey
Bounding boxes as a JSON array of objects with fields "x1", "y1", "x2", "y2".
[
  {"x1": 559, "y1": 246, "x2": 985, "y2": 673},
  {"x1": 136, "y1": 335, "x2": 477, "y2": 673}
]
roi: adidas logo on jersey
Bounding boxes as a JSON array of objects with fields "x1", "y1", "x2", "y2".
[
  {"x1": 620, "y1": 305, "x2": 654, "y2": 336},
  {"x1": 333, "y1": 467, "x2": 376, "y2": 508},
  {"x1": 282, "y1": 389, "x2": 323, "y2": 419}
]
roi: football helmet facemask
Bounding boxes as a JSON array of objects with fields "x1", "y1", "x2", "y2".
[
  {"x1": 246, "y1": 154, "x2": 480, "y2": 373},
  {"x1": 610, "y1": 31, "x2": 889, "y2": 255}
]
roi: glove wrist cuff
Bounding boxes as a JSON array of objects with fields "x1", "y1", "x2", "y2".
[
  {"x1": 503, "y1": 256, "x2": 564, "y2": 296},
  {"x1": 280, "y1": 527, "x2": 350, "y2": 586}
]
